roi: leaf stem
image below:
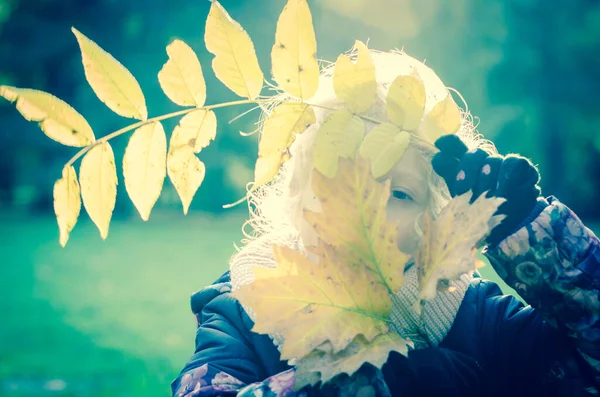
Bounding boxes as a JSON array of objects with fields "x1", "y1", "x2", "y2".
[
  {"x1": 65, "y1": 99, "x2": 271, "y2": 168},
  {"x1": 307, "y1": 103, "x2": 437, "y2": 151},
  {"x1": 65, "y1": 98, "x2": 436, "y2": 170}
]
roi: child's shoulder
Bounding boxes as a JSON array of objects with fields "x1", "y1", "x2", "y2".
[{"x1": 189, "y1": 271, "x2": 238, "y2": 323}]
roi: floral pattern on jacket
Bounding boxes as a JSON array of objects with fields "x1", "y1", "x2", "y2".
[
  {"x1": 486, "y1": 197, "x2": 600, "y2": 370},
  {"x1": 175, "y1": 363, "x2": 391, "y2": 397}
]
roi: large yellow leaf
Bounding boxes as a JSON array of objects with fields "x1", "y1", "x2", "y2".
[
  {"x1": 420, "y1": 94, "x2": 462, "y2": 143},
  {"x1": 167, "y1": 146, "x2": 205, "y2": 215},
  {"x1": 158, "y1": 39, "x2": 206, "y2": 107},
  {"x1": 234, "y1": 156, "x2": 412, "y2": 382},
  {"x1": 79, "y1": 142, "x2": 118, "y2": 239},
  {"x1": 123, "y1": 121, "x2": 167, "y2": 221},
  {"x1": 236, "y1": 243, "x2": 391, "y2": 361},
  {"x1": 295, "y1": 333, "x2": 410, "y2": 389},
  {"x1": 415, "y1": 191, "x2": 506, "y2": 303},
  {"x1": 359, "y1": 123, "x2": 410, "y2": 179},
  {"x1": 253, "y1": 103, "x2": 315, "y2": 187},
  {"x1": 170, "y1": 109, "x2": 217, "y2": 153},
  {"x1": 305, "y1": 157, "x2": 410, "y2": 292},
  {"x1": 386, "y1": 73, "x2": 426, "y2": 131},
  {"x1": 72, "y1": 28, "x2": 148, "y2": 120},
  {"x1": 312, "y1": 110, "x2": 364, "y2": 178},
  {"x1": 53, "y1": 166, "x2": 81, "y2": 247},
  {"x1": 0, "y1": 86, "x2": 95, "y2": 147},
  {"x1": 271, "y1": 0, "x2": 319, "y2": 100},
  {"x1": 204, "y1": 1, "x2": 263, "y2": 99},
  {"x1": 332, "y1": 41, "x2": 376, "y2": 113}
]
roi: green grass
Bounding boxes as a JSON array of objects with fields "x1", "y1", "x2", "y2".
[{"x1": 0, "y1": 210, "x2": 245, "y2": 397}]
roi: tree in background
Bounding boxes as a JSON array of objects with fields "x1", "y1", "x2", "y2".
[{"x1": 486, "y1": 0, "x2": 600, "y2": 217}]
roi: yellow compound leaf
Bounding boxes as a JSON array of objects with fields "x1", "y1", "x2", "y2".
[
  {"x1": 415, "y1": 191, "x2": 506, "y2": 303},
  {"x1": 312, "y1": 110, "x2": 364, "y2": 179},
  {"x1": 294, "y1": 333, "x2": 410, "y2": 390},
  {"x1": 0, "y1": 86, "x2": 95, "y2": 147},
  {"x1": 72, "y1": 28, "x2": 147, "y2": 120},
  {"x1": 386, "y1": 73, "x2": 426, "y2": 131},
  {"x1": 333, "y1": 40, "x2": 377, "y2": 113},
  {"x1": 253, "y1": 103, "x2": 315, "y2": 188},
  {"x1": 420, "y1": 94, "x2": 462, "y2": 143},
  {"x1": 205, "y1": 1, "x2": 263, "y2": 99},
  {"x1": 80, "y1": 142, "x2": 118, "y2": 240},
  {"x1": 306, "y1": 157, "x2": 410, "y2": 292},
  {"x1": 271, "y1": 0, "x2": 319, "y2": 100},
  {"x1": 170, "y1": 109, "x2": 217, "y2": 153},
  {"x1": 158, "y1": 39, "x2": 206, "y2": 107},
  {"x1": 359, "y1": 123, "x2": 410, "y2": 179},
  {"x1": 235, "y1": 244, "x2": 391, "y2": 361},
  {"x1": 167, "y1": 146, "x2": 205, "y2": 215},
  {"x1": 53, "y1": 166, "x2": 81, "y2": 247},
  {"x1": 123, "y1": 121, "x2": 167, "y2": 221}
]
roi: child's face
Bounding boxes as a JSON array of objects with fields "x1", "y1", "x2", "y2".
[
  {"x1": 384, "y1": 146, "x2": 430, "y2": 254},
  {"x1": 298, "y1": 145, "x2": 430, "y2": 254}
]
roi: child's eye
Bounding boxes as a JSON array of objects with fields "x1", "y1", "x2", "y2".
[{"x1": 392, "y1": 190, "x2": 414, "y2": 201}]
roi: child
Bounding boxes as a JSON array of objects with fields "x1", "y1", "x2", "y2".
[{"x1": 171, "y1": 50, "x2": 600, "y2": 396}]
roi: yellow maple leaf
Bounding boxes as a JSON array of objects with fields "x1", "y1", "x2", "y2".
[
  {"x1": 333, "y1": 40, "x2": 377, "y2": 114},
  {"x1": 415, "y1": 191, "x2": 506, "y2": 303},
  {"x1": 235, "y1": 243, "x2": 391, "y2": 360},
  {"x1": 234, "y1": 157, "x2": 411, "y2": 366},
  {"x1": 305, "y1": 157, "x2": 410, "y2": 292},
  {"x1": 295, "y1": 333, "x2": 410, "y2": 389},
  {"x1": 271, "y1": 0, "x2": 319, "y2": 100}
]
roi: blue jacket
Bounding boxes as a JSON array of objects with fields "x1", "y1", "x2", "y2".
[{"x1": 172, "y1": 198, "x2": 600, "y2": 396}]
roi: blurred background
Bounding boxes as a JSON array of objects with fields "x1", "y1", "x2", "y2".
[{"x1": 0, "y1": 0, "x2": 599, "y2": 395}]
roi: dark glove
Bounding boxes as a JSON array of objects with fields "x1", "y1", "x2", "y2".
[
  {"x1": 381, "y1": 348, "x2": 484, "y2": 396},
  {"x1": 431, "y1": 134, "x2": 542, "y2": 246}
]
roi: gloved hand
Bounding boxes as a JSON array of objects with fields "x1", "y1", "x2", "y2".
[{"x1": 431, "y1": 134, "x2": 543, "y2": 246}]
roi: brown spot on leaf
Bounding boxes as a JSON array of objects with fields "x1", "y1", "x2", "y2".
[
  {"x1": 298, "y1": 65, "x2": 304, "y2": 73},
  {"x1": 188, "y1": 138, "x2": 196, "y2": 148},
  {"x1": 279, "y1": 43, "x2": 285, "y2": 49}
]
